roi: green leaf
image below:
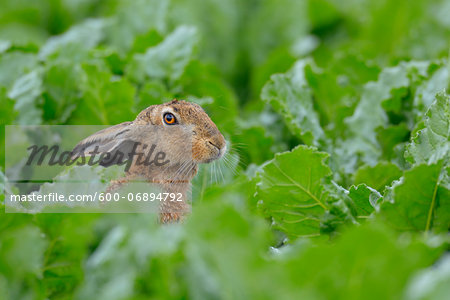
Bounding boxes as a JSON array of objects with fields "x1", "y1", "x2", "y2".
[
  {"x1": 233, "y1": 126, "x2": 275, "y2": 166},
  {"x1": 376, "y1": 124, "x2": 410, "y2": 161},
  {"x1": 381, "y1": 161, "x2": 449, "y2": 233},
  {"x1": 343, "y1": 62, "x2": 427, "y2": 166},
  {"x1": 134, "y1": 80, "x2": 171, "y2": 112},
  {"x1": 178, "y1": 60, "x2": 239, "y2": 134},
  {"x1": 0, "y1": 225, "x2": 47, "y2": 275},
  {"x1": 261, "y1": 60, "x2": 324, "y2": 146},
  {"x1": 250, "y1": 47, "x2": 296, "y2": 100},
  {"x1": 169, "y1": 0, "x2": 246, "y2": 77},
  {"x1": 256, "y1": 145, "x2": 332, "y2": 238},
  {"x1": 129, "y1": 29, "x2": 164, "y2": 55},
  {"x1": 127, "y1": 26, "x2": 198, "y2": 82},
  {"x1": 41, "y1": 62, "x2": 84, "y2": 123},
  {"x1": 39, "y1": 19, "x2": 105, "y2": 61},
  {"x1": 304, "y1": 54, "x2": 380, "y2": 129},
  {"x1": 348, "y1": 184, "x2": 380, "y2": 218},
  {"x1": 68, "y1": 64, "x2": 135, "y2": 125},
  {"x1": 0, "y1": 87, "x2": 17, "y2": 168},
  {"x1": 354, "y1": 161, "x2": 403, "y2": 192},
  {"x1": 406, "y1": 91, "x2": 450, "y2": 165},
  {"x1": 284, "y1": 222, "x2": 445, "y2": 300},
  {"x1": 405, "y1": 255, "x2": 450, "y2": 300},
  {"x1": 244, "y1": 0, "x2": 309, "y2": 66},
  {"x1": 35, "y1": 214, "x2": 97, "y2": 299},
  {"x1": 8, "y1": 69, "x2": 43, "y2": 125},
  {"x1": 104, "y1": 0, "x2": 168, "y2": 53},
  {"x1": 0, "y1": 52, "x2": 38, "y2": 89},
  {"x1": 413, "y1": 64, "x2": 450, "y2": 114},
  {"x1": 0, "y1": 40, "x2": 11, "y2": 53}
]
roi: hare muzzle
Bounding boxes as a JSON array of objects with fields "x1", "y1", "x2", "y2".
[
  {"x1": 208, "y1": 136, "x2": 226, "y2": 158},
  {"x1": 192, "y1": 133, "x2": 226, "y2": 163}
]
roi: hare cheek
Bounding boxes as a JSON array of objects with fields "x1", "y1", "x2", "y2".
[
  {"x1": 191, "y1": 141, "x2": 220, "y2": 163},
  {"x1": 191, "y1": 142, "x2": 206, "y2": 163}
]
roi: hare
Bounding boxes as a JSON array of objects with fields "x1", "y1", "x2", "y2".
[{"x1": 72, "y1": 99, "x2": 226, "y2": 223}]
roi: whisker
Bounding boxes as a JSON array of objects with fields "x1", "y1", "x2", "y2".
[
  {"x1": 209, "y1": 161, "x2": 213, "y2": 185},
  {"x1": 213, "y1": 161, "x2": 218, "y2": 184},
  {"x1": 218, "y1": 161, "x2": 225, "y2": 182}
]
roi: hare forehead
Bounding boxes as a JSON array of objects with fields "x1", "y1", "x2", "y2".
[{"x1": 174, "y1": 109, "x2": 220, "y2": 136}]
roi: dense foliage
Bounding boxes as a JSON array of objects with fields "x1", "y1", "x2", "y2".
[{"x1": 0, "y1": 0, "x2": 449, "y2": 299}]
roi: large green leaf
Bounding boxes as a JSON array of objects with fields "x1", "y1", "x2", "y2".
[
  {"x1": 381, "y1": 161, "x2": 449, "y2": 233},
  {"x1": 256, "y1": 145, "x2": 332, "y2": 238}
]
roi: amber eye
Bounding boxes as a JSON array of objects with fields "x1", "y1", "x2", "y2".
[{"x1": 163, "y1": 112, "x2": 177, "y2": 125}]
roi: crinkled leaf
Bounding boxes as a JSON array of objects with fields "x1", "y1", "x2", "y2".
[
  {"x1": 261, "y1": 60, "x2": 324, "y2": 146},
  {"x1": 413, "y1": 64, "x2": 449, "y2": 113},
  {"x1": 343, "y1": 62, "x2": 429, "y2": 166},
  {"x1": 406, "y1": 91, "x2": 450, "y2": 165},
  {"x1": 304, "y1": 54, "x2": 380, "y2": 129}
]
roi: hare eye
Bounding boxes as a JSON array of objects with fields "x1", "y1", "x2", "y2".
[{"x1": 163, "y1": 112, "x2": 177, "y2": 125}]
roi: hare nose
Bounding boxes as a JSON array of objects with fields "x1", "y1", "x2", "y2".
[
  {"x1": 208, "y1": 141, "x2": 220, "y2": 150},
  {"x1": 208, "y1": 138, "x2": 226, "y2": 158}
]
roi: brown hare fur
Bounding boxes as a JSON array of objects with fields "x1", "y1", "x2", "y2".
[{"x1": 72, "y1": 99, "x2": 226, "y2": 223}]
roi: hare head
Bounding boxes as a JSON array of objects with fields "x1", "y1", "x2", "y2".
[
  {"x1": 72, "y1": 100, "x2": 226, "y2": 178},
  {"x1": 134, "y1": 99, "x2": 226, "y2": 163}
]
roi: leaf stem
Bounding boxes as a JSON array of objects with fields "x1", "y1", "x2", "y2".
[{"x1": 425, "y1": 178, "x2": 439, "y2": 233}]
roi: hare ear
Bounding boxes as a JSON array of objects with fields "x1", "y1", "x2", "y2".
[{"x1": 71, "y1": 122, "x2": 136, "y2": 165}]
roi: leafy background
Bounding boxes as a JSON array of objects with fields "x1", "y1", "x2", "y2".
[{"x1": 0, "y1": 0, "x2": 449, "y2": 299}]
